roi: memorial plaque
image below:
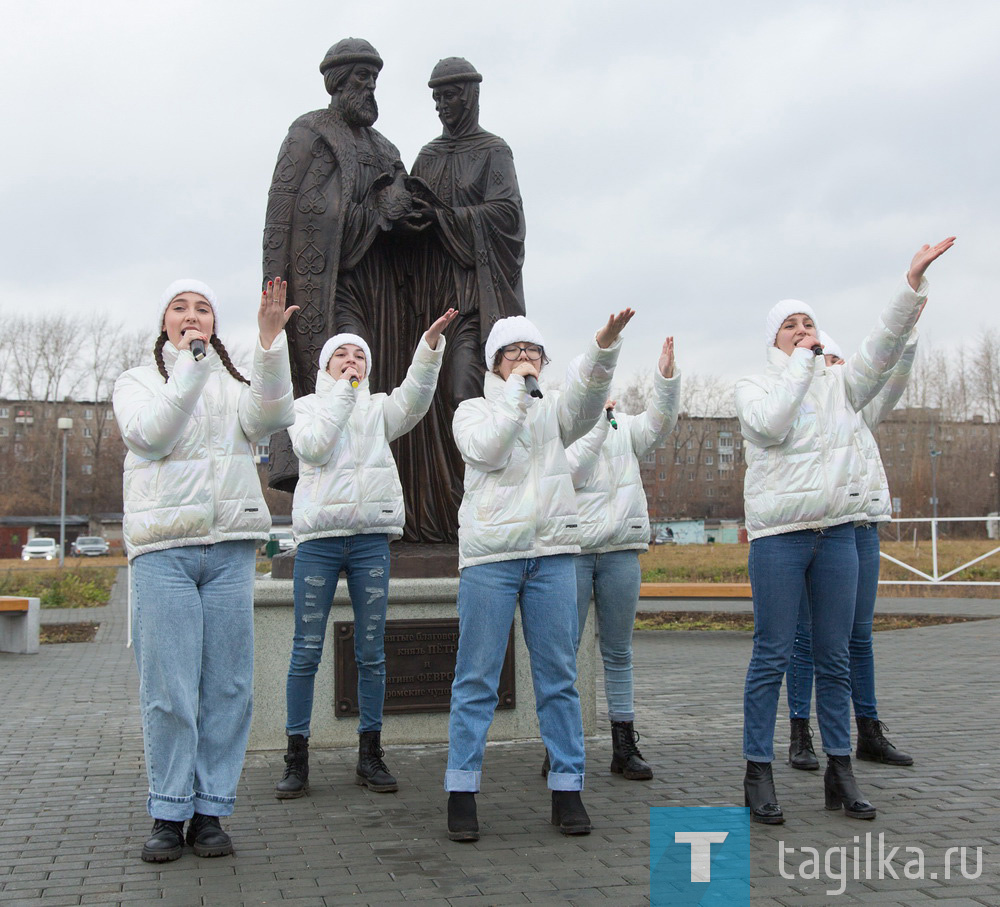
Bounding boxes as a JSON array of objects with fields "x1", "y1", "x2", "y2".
[{"x1": 333, "y1": 618, "x2": 516, "y2": 715}]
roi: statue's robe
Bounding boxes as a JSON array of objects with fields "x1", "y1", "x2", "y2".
[
  {"x1": 394, "y1": 127, "x2": 526, "y2": 542},
  {"x1": 263, "y1": 107, "x2": 409, "y2": 492}
]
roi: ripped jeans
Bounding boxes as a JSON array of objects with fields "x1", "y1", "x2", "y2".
[{"x1": 285, "y1": 534, "x2": 390, "y2": 736}]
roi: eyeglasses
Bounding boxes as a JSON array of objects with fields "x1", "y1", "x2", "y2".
[{"x1": 500, "y1": 344, "x2": 544, "y2": 361}]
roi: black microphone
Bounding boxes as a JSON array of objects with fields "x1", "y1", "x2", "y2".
[
  {"x1": 524, "y1": 375, "x2": 544, "y2": 398},
  {"x1": 811, "y1": 343, "x2": 823, "y2": 356},
  {"x1": 182, "y1": 329, "x2": 206, "y2": 362},
  {"x1": 605, "y1": 408, "x2": 618, "y2": 430}
]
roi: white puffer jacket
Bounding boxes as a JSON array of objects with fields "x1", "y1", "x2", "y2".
[
  {"x1": 858, "y1": 333, "x2": 918, "y2": 521},
  {"x1": 566, "y1": 367, "x2": 681, "y2": 554},
  {"x1": 291, "y1": 335, "x2": 444, "y2": 542},
  {"x1": 454, "y1": 337, "x2": 621, "y2": 569},
  {"x1": 114, "y1": 334, "x2": 295, "y2": 560},
  {"x1": 736, "y1": 276, "x2": 927, "y2": 540}
]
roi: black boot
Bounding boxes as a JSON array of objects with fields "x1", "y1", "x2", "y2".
[
  {"x1": 824, "y1": 755, "x2": 876, "y2": 819},
  {"x1": 610, "y1": 721, "x2": 654, "y2": 780},
  {"x1": 788, "y1": 718, "x2": 819, "y2": 771},
  {"x1": 447, "y1": 792, "x2": 479, "y2": 842},
  {"x1": 856, "y1": 717, "x2": 913, "y2": 766},
  {"x1": 185, "y1": 813, "x2": 234, "y2": 857},
  {"x1": 541, "y1": 750, "x2": 550, "y2": 778},
  {"x1": 356, "y1": 730, "x2": 398, "y2": 792},
  {"x1": 551, "y1": 790, "x2": 592, "y2": 835},
  {"x1": 141, "y1": 819, "x2": 185, "y2": 863},
  {"x1": 743, "y1": 761, "x2": 784, "y2": 825},
  {"x1": 274, "y1": 733, "x2": 310, "y2": 799}
]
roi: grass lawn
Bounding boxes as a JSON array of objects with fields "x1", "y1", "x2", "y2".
[{"x1": 640, "y1": 539, "x2": 1000, "y2": 597}]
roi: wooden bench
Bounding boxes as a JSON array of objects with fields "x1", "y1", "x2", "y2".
[
  {"x1": 0, "y1": 597, "x2": 40, "y2": 654},
  {"x1": 639, "y1": 582, "x2": 752, "y2": 599}
]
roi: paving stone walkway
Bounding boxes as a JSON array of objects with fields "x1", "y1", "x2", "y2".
[{"x1": 1, "y1": 571, "x2": 997, "y2": 905}]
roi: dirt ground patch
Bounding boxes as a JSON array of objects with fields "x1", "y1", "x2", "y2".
[
  {"x1": 634, "y1": 611, "x2": 992, "y2": 632},
  {"x1": 40, "y1": 623, "x2": 100, "y2": 644}
]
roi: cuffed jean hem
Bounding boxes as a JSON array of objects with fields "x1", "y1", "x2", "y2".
[
  {"x1": 854, "y1": 708, "x2": 879, "y2": 720},
  {"x1": 608, "y1": 710, "x2": 635, "y2": 723},
  {"x1": 742, "y1": 753, "x2": 774, "y2": 764},
  {"x1": 547, "y1": 771, "x2": 584, "y2": 791},
  {"x1": 147, "y1": 792, "x2": 194, "y2": 822},
  {"x1": 821, "y1": 746, "x2": 853, "y2": 757},
  {"x1": 193, "y1": 791, "x2": 237, "y2": 817},
  {"x1": 444, "y1": 769, "x2": 480, "y2": 792}
]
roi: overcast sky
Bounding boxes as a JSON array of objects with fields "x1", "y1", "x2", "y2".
[{"x1": 3, "y1": 0, "x2": 996, "y2": 393}]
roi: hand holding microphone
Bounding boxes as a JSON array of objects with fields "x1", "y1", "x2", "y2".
[
  {"x1": 181, "y1": 329, "x2": 208, "y2": 362},
  {"x1": 605, "y1": 397, "x2": 618, "y2": 430},
  {"x1": 511, "y1": 361, "x2": 543, "y2": 398}
]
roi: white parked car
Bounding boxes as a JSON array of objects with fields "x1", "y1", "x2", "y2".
[
  {"x1": 72, "y1": 536, "x2": 110, "y2": 557},
  {"x1": 22, "y1": 538, "x2": 59, "y2": 561}
]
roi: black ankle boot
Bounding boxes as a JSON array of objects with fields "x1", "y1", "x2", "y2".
[
  {"x1": 610, "y1": 721, "x2": 654, "y2": 780},
  {"x1": 185, "y1": 813, "x2": 234, "y2": 857},
  {"x1": 274, "y1": 733, "x2": 310, "y2": 799},
  {"x1": 788, "y1": 718, "x2": 819, "y2": 771},
  {"x1": 856, "y1": 717, "x2": 913, "y2": 766},
  {"x1": 551, "y1": 790, "x2": 592, "y2": 835},
  {"x1": 447, "y1": 792, "x2": 479, "y2": 842},
  {"x1": 356, "y1": 730, "x2": 398, "y2": 792},
  {"x1": 541, "y1": 750, "x2": 550, "y2": 778},
  {"x1": 743, "y1": 761, "x2": 784, "y2": 824},
  {"x1": 824, "y1": 755, "x2": 876, "y2": 819},
  {"x1": 141, "y1": 819, "x2": 185, "y2": 862}
]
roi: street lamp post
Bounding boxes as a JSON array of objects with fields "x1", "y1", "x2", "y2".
[
  {"x1": 929, "y1": 448, "x2": 942, "y2": 521},
  {"x1": 57, "y1": 417, "x2": 73, "y2": 567}
]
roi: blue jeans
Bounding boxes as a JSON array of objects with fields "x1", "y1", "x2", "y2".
[
  {"x1": 575, "y1": 550, "x2": 642, "y2": 722},
  {"x1": 285, "y1": 534, "x2": 390, "y2": 736},
  {"x1": 786, "y1": 523, "x2": 880, "y2": 721},
  {"x1": 130, "y1": 540, "x2": 257, "y2": 821},
  {"x1": 446, "y1": 555, "x2": 586, "y2": 792},
  {"x1": 743, "y1": 523, "x2": 858, "y2": 762}
]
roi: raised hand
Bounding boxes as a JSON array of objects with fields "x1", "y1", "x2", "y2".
[
  {"x1": 907, "y1": 237, "x2": 955, "y2": 291},
  {"x1": 259, "y1": 278, "x2": 299, "y2": 350},
  {"x1": 658, "y1": 336, "x2": 675, "y2": 379},
  {"x1": 595, "y1": 308, "x2": 636, "y2": 349},
  {"x1": 424, "y1": 308, "x2": 458, "y2": 349}
]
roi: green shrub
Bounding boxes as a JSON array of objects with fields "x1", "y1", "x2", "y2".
[{"x1": 0, "y1": 567, "x2": 116, "y2": 608}]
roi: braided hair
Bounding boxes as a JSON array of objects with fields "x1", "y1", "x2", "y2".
[{"x1": 152, "y1": 331, "x2": 250, "y2": 385}]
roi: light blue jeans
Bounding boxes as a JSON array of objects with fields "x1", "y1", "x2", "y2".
[
  {"x1": 130, "y1": 540, "x2": 257, "y2": 821},
  {"x1": 575, "y1": 550, "x2": 642, "y2": 722},
  {"x1": 285, "y1": 534, "x2": 390, "y2": 736},
  {"x1": 786, "y1": 523, "x2": 881, "y2": 721},
  {"x1": 743, "y1": 523, "x2": 858, "y2": 762},
  {"x1": 446, "y1": 555, "x2": 586, "y2": 792}
]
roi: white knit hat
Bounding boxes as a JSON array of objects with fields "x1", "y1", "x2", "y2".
[
  {"x1": 318, "y1": 332, "x2": 373, "y2": 378},
  {"x1": 159, "y1": 279, "x2": 219, "y2": 331},
  {"x1": 819, "y1": 330, "x2": 844, "y2": 361},
  {"x1": 765, "y1": 299, "x2": 818, "y2": 347},
  {"x1": 484, "y1": 315, "x2": 546, "y2": 368}
]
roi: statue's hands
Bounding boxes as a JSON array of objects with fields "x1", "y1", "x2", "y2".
[
  {"x1": 595, "y1": 308, "x2": 636, "y2": 349},
  {"x1": 411, "y1": 198, "x2": 440, "y2": 225},
  {"x1": 424, "y1": 309, "x2": 458, "y2": 349},
  {"x1": 372, "y1": 172, "x2": 414, "y2": 223},
  {"x1": 907, "y1": 237, "x2": 955, "y2": 291},
  {"x1": 259, "y1": 278, "x2": 298, "y2": 350}
]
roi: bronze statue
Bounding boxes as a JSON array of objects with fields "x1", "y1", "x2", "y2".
[
  {"x1": 393, "y1": 57, "x2": 527, "y2": 542},
  {"x1": 263, "y1": 37, "x2": 414, "y2": 492}
]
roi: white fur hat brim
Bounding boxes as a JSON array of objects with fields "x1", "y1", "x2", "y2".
[
  {"x1": 765, "y1": 298, "x2": 818, "y2": 347},
  {"x1": 819, "y1": 330, "x2": 844, "y2": 361},
  {"x1": 319, "y1": 333, "x2": 373, "y2": 378},
  {"x1": 484, "y1": 315, "x2": 546, "y2": 368}
]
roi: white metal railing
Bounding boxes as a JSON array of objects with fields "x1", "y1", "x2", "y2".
[{"x1": 879, "y1": 516, "x2": 1000, "y2": 586}]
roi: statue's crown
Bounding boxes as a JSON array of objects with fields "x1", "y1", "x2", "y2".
[
  {"x1": 320, "y1": 38, "x2": 383, "y2": 75},
  {"x1": 428, "y1": 57, "x2": 482, "y2": 88}
]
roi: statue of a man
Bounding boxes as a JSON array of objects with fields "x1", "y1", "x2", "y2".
[
  {"x1": 263, "y1": 37, "x2": 413, "y2": 492},
  {"x1": 393, "y1": 57, "x2": 527, "y2": 542}
]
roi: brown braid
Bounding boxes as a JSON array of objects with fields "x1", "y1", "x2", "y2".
[
  {"x1": 153, "y1": 331, "x2": 250, "y2": 385},
  {"x1": 210, "y1": 336, "x2": 251, "y2": 385},
  {"x1": 154, "y1": 331, "x2": 169, "y2": 381}
]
